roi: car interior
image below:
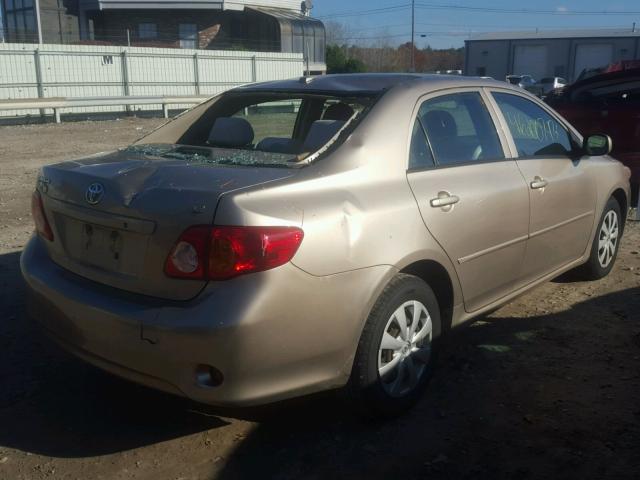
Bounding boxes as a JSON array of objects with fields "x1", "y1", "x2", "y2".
[
  {"x1": 417, "y1": 93, "x2": 504, "y2": 165},
  {"x1": 173, "y1": 93, "x2": 373, "y2": 160}
]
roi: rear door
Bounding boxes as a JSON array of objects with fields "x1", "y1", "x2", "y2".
[
  {"x1": 406, "y1": 89, "x2": 530, "y2": 312},
  {"x1": 488, "y1": 90, "x2": 596, "y2": 283}
]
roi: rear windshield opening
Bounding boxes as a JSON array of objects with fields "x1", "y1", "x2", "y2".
[{"x1": 130, "y1": 92, "x2": 375, "y2": 168}]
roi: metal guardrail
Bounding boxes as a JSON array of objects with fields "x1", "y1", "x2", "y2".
[{"x1": 0, "y1": 95, "x2": 211, "y2": 122}]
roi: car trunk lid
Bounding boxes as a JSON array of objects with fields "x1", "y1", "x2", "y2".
[{"x1": 38, "y1": 146, "x2": 296, "y2": 300}]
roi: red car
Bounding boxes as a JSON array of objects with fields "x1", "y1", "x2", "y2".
[{"x1": 547, "y1": 62, "x2": 640, "y2": 207}]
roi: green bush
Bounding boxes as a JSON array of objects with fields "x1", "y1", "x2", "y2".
[{"x1": 326, "y1": 45, "x2": 367, "y2": 74}]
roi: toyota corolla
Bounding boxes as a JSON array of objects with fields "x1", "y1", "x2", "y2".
[{"x1": 21, "y1": 74, "x2": 631, "y2": 416}]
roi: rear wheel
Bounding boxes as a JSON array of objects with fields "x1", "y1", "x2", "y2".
[
  {"x1": 580, "y1": 197, "x2": 622, "y2": 280},
  {"x1": 348, "y1": 274, "x2": 441, "y2": 417}
]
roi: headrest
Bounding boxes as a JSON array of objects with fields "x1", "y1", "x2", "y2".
[
  {"x1": 423, "y1": 110, "x2": 457, "y2": 138},
  {"x1": 303, "y1": 120, "x2": 346, "y2": 152},
  {"x1": 323, "y1": 103, "x2": 355, "y2": 121},
  {"x1": 208, "y1": 117, "x2": 254, "y2": 147}
]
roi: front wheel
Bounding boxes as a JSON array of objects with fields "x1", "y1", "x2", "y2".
[
  {"x1": 348, "y1": 274, "x2": 441, "y2": 417},
  {"x1": 580, "y1": 197, "x2": 622, "y2": 280}
]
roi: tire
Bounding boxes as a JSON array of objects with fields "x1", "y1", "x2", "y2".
[
  {"x1": 348, "y1": 274, "x2": 441, "y2": 418},
  {"x1": 580, "y1": 197, "x2": 622, "y2": 280}
]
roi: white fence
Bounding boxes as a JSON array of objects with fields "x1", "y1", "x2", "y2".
[{"x1": 0, "y1": 43, "x2": 304, "y2": 117}]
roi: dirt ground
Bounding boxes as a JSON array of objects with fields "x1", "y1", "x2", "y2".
[{"x1": 0, "y1": 118, "x2": 639, "y2": 480}]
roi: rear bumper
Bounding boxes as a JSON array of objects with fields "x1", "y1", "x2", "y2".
[{"x1": 21, "y1": 235, "x2": 391, "y2": 406}]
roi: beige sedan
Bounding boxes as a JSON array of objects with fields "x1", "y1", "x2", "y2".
[{"x1": 22, "y1": 74, "x2": 631, "y2": 416}]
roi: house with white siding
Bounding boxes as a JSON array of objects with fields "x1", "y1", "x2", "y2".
[{"x1": 1, "y1": 0, "x2": 326, "y2": 73}]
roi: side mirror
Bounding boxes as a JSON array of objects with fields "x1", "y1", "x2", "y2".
[{"x1": 584, "y1": 134, "x2": 613, "y2": 156}]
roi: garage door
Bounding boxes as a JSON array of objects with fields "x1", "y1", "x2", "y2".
[
  {"x1": 513, "y1": 45, "x2": 548, "y2": 80},
  {"x1": 574, "y1": 44, "x2": 613, "y2": 80}
]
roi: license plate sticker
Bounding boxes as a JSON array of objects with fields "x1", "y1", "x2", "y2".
[{"x1": 82, "y1": 223, "x2": 123, "y2": 261}]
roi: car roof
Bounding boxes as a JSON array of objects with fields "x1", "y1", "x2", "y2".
[{"x1": 233, "y1": 73, "x2": 507, "y2": 95}]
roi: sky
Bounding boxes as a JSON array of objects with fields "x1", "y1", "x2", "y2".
[{"x1": 311, "y1": 0, "x2": 640, "y2": 49}]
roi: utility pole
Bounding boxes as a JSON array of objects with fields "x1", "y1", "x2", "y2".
[
  {"x1": 410, "y1": 0, "x2": 415, "y2": 72},
  {"x1": 34, "y1": 0, "x2": 44, "y2": 44}
]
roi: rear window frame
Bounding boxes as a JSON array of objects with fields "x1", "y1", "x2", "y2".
[
  {"x1": 406, "y1": 87, "x2": 512, "y2": 173},
  {"x1": 136, "y1": 89, "x2": 383, "y2": 169}
]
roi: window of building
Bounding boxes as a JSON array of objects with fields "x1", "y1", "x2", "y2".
[
  {"x1": 138, "y1": 23, "x2": 158, "y2": 39},
  {"x1": 179, "y1": 23, "x2": 197, "y2": 49},
  {"x1": 292, "y1": 22, "x2": 303, "y2": 56},
  {"x1": 417, "y1": 92, "x2": 504, "y2": 166},
  {"x1": 492, "y1": 92, "x2": 573, "y2": 157},
  {"x1": 2, "y1": 0, "x2": 37, "y2": 42},
  {"x1": 314, "y1": 25, "x2": 325, "y2": 64},
  {"x1": 231, "y1": 17, "x2": 244, "y2": 43}
]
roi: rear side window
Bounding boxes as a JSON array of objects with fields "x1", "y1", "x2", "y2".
[
  {"x1": 492, "y1": 93, "x2": 573, "y2": 157},
  {"x1": 417, "y1": 92, "x2": 504, "y2": 166},
  {"x1": 409, "y1": 119, "x2": 435, "y2": 169}
]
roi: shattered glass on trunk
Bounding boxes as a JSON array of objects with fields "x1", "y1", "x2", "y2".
[{"x1": 124, "y1": 144, "x2": 298, "y2": 168}]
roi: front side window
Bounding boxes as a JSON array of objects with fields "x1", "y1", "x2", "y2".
[
  {"x1": 417, "y1": 92, "x2": 504, "y2": 166},
  {"x1": 492, "y1": 92, "x2": 573, "y2": 157}
]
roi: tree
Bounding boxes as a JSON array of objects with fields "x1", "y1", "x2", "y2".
[
  {"x1": 324, "y1": 20, "x2": 465, "y2": 74},
  {"x1": 326, "y1": 45, "x2": 367, "y2": 74}
]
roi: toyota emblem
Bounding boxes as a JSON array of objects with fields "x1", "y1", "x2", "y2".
[{"x1": 85, "y1": 183, "x2": 105, "y2": 205}]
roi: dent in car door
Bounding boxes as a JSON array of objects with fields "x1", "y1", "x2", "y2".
[
  {"x1": 490, "y1": 91, "x2": 596, "y2": 282},
  {"x1": 406, "y1": 90, "x2": 530, "y2": 312}
]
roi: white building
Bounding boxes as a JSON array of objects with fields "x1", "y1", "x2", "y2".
[{"x1": 465, "y1": 28, "x2": 640, "y2": 82}]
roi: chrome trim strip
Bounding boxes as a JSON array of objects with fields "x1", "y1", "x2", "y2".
[
  {"x1": 529, "y1": 211, "x2": 594, "y2": 239},
  {"x1": 458, "y1": 211, "x2": 594, "y2": 264},
  {"x1": 458, "y1": 235, "x2": 528, "y2": 264}
]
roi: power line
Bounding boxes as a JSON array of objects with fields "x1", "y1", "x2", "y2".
[
  {"x1": 334, "y1": 21, "x2": 634, "y2": 34},
  {"x1": 316, "y1": 4, "x2": 410, "y2": 20},
  {"x1": 332, "y1": 33, "x2": 412, "y2": 41},
  {"x1": 332, "y1": 31, "x2": 488, "y2": 41},
  {"x1": 318, "y1": 3, "x2": 640, "y2": 20},
  {"x1": 415, "y1": 3, "x2": 640, "y2": 16}
]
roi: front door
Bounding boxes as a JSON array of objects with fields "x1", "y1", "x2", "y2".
[
  {"x1": 406, "y1": 90, "x2": 530, "y2": 312},
  {"x1": 489, "y1": 91, "x2": 596, "y2": 282}
]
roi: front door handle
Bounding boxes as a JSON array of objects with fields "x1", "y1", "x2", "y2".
[
  {"x1": 530, "y1": 176, "x2": 548, "y2": 190},
  {"x1": 430, "y1": 192, "x2": 460, "y2": 208}
]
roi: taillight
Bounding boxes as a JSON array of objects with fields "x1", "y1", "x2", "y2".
[
  {"x1": 164, "y1": 226, "x2": 210, "y2": 279},
  {"x1": 165, "y1": 226, "x2": 304, "y2": 280},
  {"x1": 31, "y1": 190, "x2": 54, "y2": 241}
]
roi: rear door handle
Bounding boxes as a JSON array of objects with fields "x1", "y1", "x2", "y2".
[
  {"x1": 530, "y1": 177, "x2": 548, "y2": 190},
  {"x1": 430, "y1": 193, "x2": 460, "y2": 208}
]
